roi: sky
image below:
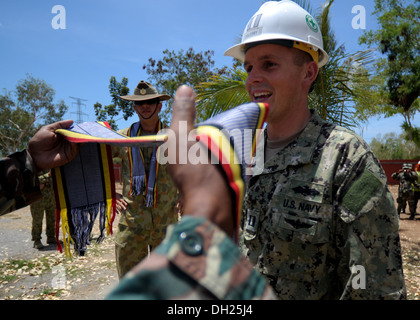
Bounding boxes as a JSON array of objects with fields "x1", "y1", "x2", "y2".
[{"x1": 0, "y1": 0, "x2": 415, "y2": 143}]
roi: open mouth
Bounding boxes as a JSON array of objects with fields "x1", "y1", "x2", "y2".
[{"x1": 253, "y1": 91, "x2": 272, "y2": 103}]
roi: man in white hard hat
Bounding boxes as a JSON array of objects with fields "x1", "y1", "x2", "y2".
[{"x1": 225, "y1": 1, "x2": 406, "y2": 299}]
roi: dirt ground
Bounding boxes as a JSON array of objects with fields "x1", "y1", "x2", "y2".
[{"x1": 0, "y1": 184, "x2": 419, "y2": 300}]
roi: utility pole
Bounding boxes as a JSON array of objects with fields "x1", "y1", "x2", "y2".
[{"x1": 69, "y1": 96, "x2": 89, "y2": 124}]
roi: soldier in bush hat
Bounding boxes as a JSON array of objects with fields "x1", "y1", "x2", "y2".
[{"x1": 113, "y1": 80, "x2": 178, "y2": 279}]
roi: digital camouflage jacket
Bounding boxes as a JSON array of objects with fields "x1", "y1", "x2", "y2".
[{"x1": 242, "y1": 111, "x2": 406, "y2": 300}]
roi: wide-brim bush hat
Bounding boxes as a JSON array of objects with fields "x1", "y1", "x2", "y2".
[{"x1": 120, "y1": 80, "x2": 171, "y2": 102}]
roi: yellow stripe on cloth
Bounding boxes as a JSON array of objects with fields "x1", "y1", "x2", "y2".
[
  {"x1": 52, "y1": 167, "x2": 73, "y2": 256},
  {"x1": 52, "y1": 143, "x2": 116, "y2": 256},
  {"x1": 99, "y1": 143, "x2": 116, "y2": 235}
]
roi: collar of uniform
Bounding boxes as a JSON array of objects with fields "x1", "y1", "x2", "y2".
[{"x1": 256, "y1": 110, "x2": 324, "y2": 175}]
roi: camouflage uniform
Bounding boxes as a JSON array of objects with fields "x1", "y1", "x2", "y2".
[
  {"x1": 114, "y1": 127, "x2": 178, "y2": 279},
  {"x1": 30, "y1": 170, "x2": 56, "y2": 244},
  {"x1": 107, "y1": 216, "x2": 276, "y2": 300},
  {"x1": 391, "y1": 166, "x2": 417, "y2": 219},
  {"x1": 412, "y1": 170, "x2": 420, "y2": 219},
  {"x1": 242, "y1": 110, "x2": 406, "y2": 299},
  {"x1": 0, "y1": 150, "x2": 41, "y2": 216}
]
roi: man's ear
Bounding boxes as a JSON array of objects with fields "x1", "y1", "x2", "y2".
[
  {"x1": 305, "y1": 61, "x2": 319, "y2": 83},
  {"x1": 303, "y1": 61, "x2": 318, "y2": 92},
  {"x1": 157, "y1": 102, "x2": 163, "y2": 113}
]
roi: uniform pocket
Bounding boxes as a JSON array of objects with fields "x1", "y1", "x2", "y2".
[
  {"x1": 268, "y1": 179, "x2": 331, "y2": 244},
  {"x1": 275, "y1": 212, "x2": 330, "y2": 244}
]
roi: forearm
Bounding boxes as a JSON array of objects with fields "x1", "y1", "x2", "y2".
[{"x1": 108, "y1": 216, "x2": 275, "y2": 300}]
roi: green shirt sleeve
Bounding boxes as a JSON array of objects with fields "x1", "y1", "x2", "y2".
[{"x1": 107, "y1": 216, "x2": 276, "y2": 300}]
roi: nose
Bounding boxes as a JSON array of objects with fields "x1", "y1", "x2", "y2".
[{"x1": 245, "y1": 67, "x2": 263, "y2": 91}]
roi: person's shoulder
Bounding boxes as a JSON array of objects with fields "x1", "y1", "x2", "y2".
[
  {"x1": 323, "y1": 123, "x2": 372, "y2": 158},
  {"x1": 118, "y1": 126, "x2": 131, "y2": 135},
  {"x1": 311, "y1": 111, "x2": 369, "y2": 150}
]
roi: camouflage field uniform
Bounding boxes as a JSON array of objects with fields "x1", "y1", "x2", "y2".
[
  {"x1": 30, "y1": 170, "x2": 56, "y2": 243},
  {"x1": 114, "y1": 127, "x2": 178, "y2": 279},
  {"x1": 0, "y1": 150, "x2": 41, "y2": 216},
  {"x1": 391, "y1": 167, "x2": 417, "y2": 217},
  {"x1": 107, "y1": 216, "x2": 276, "y2": 300},
  {"x1": 411, "y1": 171, "x2": 420, "y2": 218},
  {"x1": 242, "y1": 110, "x2": 406, "y2": 300}
]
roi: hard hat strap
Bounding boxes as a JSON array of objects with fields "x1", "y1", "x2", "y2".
[{"x1": 293, "y1": 41, "x2": 319, "y2": 65}]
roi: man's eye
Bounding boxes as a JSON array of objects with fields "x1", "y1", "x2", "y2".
[{"x1": 263, "y1": 61, "x2": 276, "y2": 69}]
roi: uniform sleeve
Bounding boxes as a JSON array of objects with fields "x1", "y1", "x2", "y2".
[
  {"x1": 37, "y1": 170, "x2": 52, "y2": 186},
  {"x1": 107, "y1": 216, "x2": 276, "y2": 300},
  {"x1": 0, "y1": 150, "x2": 41, "y2": 216},
  {"x1": 335, "y1": 152, "x2": 406, "y2": 299}
]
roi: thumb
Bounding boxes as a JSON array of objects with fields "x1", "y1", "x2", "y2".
[
  {"x1": 49, "y1": 119, "x2": 74, "y2": 131},
  {"x1": 170, "y1": 85, "x2": 196, "y2": 133}
]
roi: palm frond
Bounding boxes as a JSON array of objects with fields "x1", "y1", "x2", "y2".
[{"x1": 195, "y1": 68, "x2": 249, "y2": 121}]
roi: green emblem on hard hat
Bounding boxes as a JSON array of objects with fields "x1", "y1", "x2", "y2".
[{"x1": 305, "y1": 14, "x2": 318, "y2": 32}]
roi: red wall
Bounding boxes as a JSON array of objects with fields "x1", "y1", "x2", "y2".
[
  {"x1": 380, "y1": 159, "x2": 419, "y2": 185},
  {"x1": 113, "y1": 161, "x2": 418, "y2": 185}
]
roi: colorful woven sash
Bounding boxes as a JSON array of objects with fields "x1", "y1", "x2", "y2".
[
  {"x1": 55, "y1": 121, "x2": 166, "y2": 147},
  {"x1": 53, "y1": 102, "x2": 268, "y2": 254},
  {"x1": 52, "y1": 142, "x2": 116, "y2": 256},
  {"x1": 127, "y1": 121, "x2": 164, "y2": 208}
]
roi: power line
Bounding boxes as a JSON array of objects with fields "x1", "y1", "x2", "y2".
[{"x1": 69, "y1": 96, "x2": 89, "y2": 124}]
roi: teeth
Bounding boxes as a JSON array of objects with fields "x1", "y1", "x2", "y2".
[{"x1": 254, "y1": 92, "x2": 271, "y2": 98}]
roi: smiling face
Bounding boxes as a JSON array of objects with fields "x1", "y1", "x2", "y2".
[{"x1": 244, "y1": 44, "x2": 317, "y2": 128}]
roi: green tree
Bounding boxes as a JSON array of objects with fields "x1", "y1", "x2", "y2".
[
  {"x1": 195, "y1": 0, "x2": 375, "y2": 129},
  {"x1": 370, "y1": 132, "x2": 420, "y2": 160},
  {"x1": 359, "y1": 0, "x2": 420, "y2": 144},
  {"x1": 142, "y1": 47, "x2": 228, "y2": 122},
  {"x1": 94, "y1": 76, "x2": 131, "y2": 130},
  {"x1": 311, "y1": 0, "x2": 375, "y2": 128},
  {"x1": 0, "y1": 75, "x2": 67, "y2": 155}
]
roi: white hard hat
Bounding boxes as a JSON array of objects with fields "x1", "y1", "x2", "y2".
[{"x1": 224, "y1": 0, "x2": 329, "y2": 67}]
